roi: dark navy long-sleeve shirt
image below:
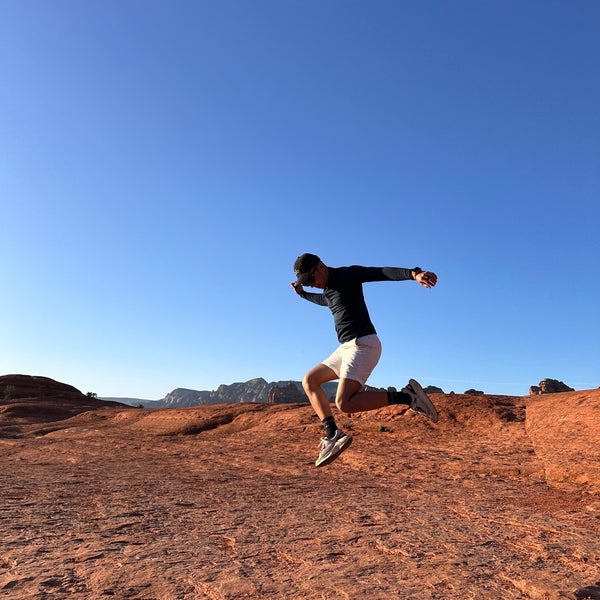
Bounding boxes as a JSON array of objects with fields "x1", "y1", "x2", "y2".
[{"x1": 298, "y1": 265, "x2": 413, "y2": 343}]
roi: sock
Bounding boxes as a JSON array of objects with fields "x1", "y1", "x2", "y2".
[
  {"x1": 387, "y1": 390, "x2": 413, "y2": 406},
  {"x1": 322, "y1": 416, "x2": 338, "y2": 439}
]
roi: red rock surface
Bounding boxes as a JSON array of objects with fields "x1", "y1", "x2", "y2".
[
  {"x1": 526, "y1": 390, "x2": 600, "y2": 494},
  {"x1": 1, "y1": 378, "x2": 599, "y2": 599}
]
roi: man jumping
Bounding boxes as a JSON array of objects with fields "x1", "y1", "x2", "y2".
[{"x1": 291, "y1": 253, "x2": 439, "y2": 467}]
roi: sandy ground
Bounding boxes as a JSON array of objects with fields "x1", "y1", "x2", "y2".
[{"x1": 1, "y1": 392, "x2": 599, "y2": 599}]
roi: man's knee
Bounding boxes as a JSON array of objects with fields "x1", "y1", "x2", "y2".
[
  {"x1": 301, "y1": 373, "x2": 312, "y2": 394},
  {"x1": 302, "y1": 371, "x2": 322, "y2": 394},
  {"x1": 335, "y1": 379, "x2": 363, "y2": 413},
  {"x1": 335, "y1": 395, "x2": 353, "y2": 413},
  {"x1": 303, "y1": 364, "x2": 336, "y2": 394}
]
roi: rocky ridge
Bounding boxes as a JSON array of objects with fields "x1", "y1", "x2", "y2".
[
  {"x1": 111, "y1": 378, "x2": 340, "y2": 408},
  {"x1": 107, "y1": 377, "x2": 586, "y2": 409}
]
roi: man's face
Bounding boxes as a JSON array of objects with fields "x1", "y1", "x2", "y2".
[{"x1": 304, "y1": 262, "x2": 327, "y2": 289}]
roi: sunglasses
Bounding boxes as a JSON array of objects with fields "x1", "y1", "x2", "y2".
[{"x1": 302, "y1": 265, "x2": 319, "y2": 287}]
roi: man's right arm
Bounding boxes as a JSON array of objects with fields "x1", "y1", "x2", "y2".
[{"x1": 290, "y1": 283, "x2": 328, "y2": 306}]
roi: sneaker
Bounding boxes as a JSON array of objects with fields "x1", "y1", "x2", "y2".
[
  {"x1": 403, "y1": 379, "x2": 439, "y2": 423},
  {"x1": 315, "y1": 430, "x2": 353, "y2": 467}
]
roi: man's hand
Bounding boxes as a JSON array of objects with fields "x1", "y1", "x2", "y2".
[
  {"x1": 291, "y1": 282, "x2": 304, "y2": 295},
  {"x1": 415, "y1": 271, "x2": 437, "y2": 288}
]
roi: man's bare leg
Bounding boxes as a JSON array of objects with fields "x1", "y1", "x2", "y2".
[
  {"x1": 303, "y1": 364, "x2": 357, "y2": 467},
  {"x1": 302, "y1": 363, "x2": 339, "y2": 421},
  {"x1": 304, "y1": 368, "x2": 411, "y2": 418},
  {"x1": 335, "y1": 379, "x2": 399, "y2": 414}
]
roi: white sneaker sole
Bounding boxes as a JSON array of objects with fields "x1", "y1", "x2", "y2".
[
  {"x1": 315, "y1": 435, "x2": 353, "y2": 467},
  {"x1": 408, "y1": 379, "x2": 439, "y2": 423}
]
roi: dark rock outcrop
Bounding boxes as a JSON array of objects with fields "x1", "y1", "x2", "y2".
[
  {"x1": 529, "y1": 378, "x2": 574, "y2": 395},
  {"x1": 424, "y1": 385, "x2": 444, "y2": 394},
  {"x1": 160, "y1": 378, "x2": 292, "y2": 407},
  {"x1": 268, "y1": 383, "x2": 307, "y2": 404}
]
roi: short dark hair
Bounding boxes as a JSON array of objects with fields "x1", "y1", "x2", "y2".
[{"x1": 293, "y1": 253, "x2": 321, "y2": 285}]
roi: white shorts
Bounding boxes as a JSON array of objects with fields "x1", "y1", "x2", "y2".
[{"x1": 321, "y1": 334, "x2": 382, "y2": 386}]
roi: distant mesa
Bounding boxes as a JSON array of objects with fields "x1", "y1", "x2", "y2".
[
  {"x1": 464, "y1": 389, "x2": 485, "y2": 395},
  {"x1": 159, "y1": 378, "x2": 318, "y2": 408},
  {"x1": 267, "y1": 382, "x2": 306, "y2": 404},
  {"x1": 529, "y1": 378, "x2": 574, "y2": 395},
  {"x1": 108, "y1": 378, "x2": 339, "y2": 409}
]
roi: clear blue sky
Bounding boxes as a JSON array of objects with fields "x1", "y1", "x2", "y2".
[{"x1": 1, "y1": 1, "x2": 598, "y2": 399}]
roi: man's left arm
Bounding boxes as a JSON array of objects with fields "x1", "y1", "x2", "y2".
[{"x1": 359, "y1": 266, "x2": 437, "y2": 288}]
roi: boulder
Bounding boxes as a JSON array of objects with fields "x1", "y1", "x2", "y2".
[{"x1": 529, "y1": 378, "x2": 574, "y2": 395}]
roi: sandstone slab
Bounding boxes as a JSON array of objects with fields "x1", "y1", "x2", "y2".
[{"x1": 526, "y1": 389, "x2": 600, "y2": 494}]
